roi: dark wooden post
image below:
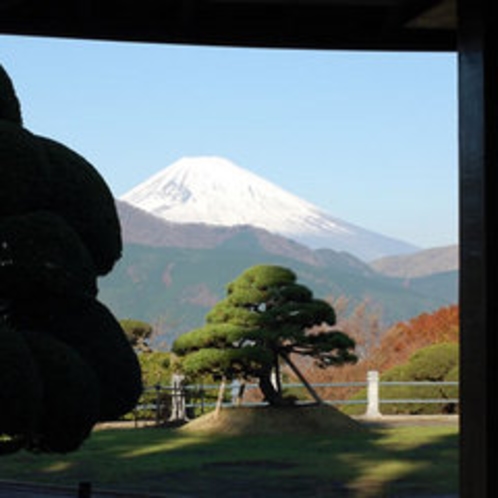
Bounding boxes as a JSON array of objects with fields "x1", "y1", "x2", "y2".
[
  {"x1": 78, "y1": 481, "x2": 92, "y2": 498},
  {"x1": 458, "y1": 1, "x2": 497, "y2": 496},
  {"x1": 280, "y1": 353, "x2": 323, "y2": 405}
]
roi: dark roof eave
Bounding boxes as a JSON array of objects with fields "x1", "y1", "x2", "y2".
[{"x1": 0, "y1": 21, "x2": 456, "y2": 52}]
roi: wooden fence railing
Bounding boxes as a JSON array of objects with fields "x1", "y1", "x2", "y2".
[{"x1": 132, "y1": 371, "x2": 459, "y2": 424}]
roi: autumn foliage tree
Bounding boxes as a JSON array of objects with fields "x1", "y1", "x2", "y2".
[
  {"x1": 172, "y1": 265, "x2": 357, "y2": 406},
  {"x1": 369, "y1": 304, "x2": 459, "y2": 372},
  {"x1": 304, "y1": 304, "x2": 459, "y2": 403}
]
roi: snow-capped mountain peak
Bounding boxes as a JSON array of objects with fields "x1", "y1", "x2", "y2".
[{"x1": 121, "y1": 156, "x2": 418, "y2": 261}]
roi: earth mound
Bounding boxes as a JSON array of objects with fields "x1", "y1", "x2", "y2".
[{"x1": 179, "y1": 403, "x2": 366, "y2": 436}]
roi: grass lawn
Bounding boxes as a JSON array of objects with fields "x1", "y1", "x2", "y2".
[{"x1": 0, "y1": 419, "x2": 458, "y2": 498}]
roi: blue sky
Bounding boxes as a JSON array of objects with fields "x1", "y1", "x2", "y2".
[{"x1": 1, "y1": 35, "x2": 458, "y2": 249}]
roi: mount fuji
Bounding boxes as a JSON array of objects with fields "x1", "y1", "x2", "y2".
[{"x1": 120, "y1": 156, "x2": 419, "y2": 261}]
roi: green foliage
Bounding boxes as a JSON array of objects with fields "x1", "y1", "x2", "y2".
[
  {"x1": 120, "y1": 319, "x2": 154, "y2": 352},
  {"x1": 173, "y1": 323, "x2": 263, "y2": 354},
  {"x1": 442, "y1": 364, "x2": 459, "y2": 404},
  {"x1": 344, "y1": 342, "x2": 459, "y2": 415},
  {"x1": 403, "y1": 342, "x2": 458, "y2": 381},
  {"x1": 173, "y1": 264, "x2": 356, "y2": 405},
  {"x1": 179, "y1": 346, "x2": 273, "y2": 378},
  {"x1": 139, "y1": 351, "x2": 172, "y2": 386}
]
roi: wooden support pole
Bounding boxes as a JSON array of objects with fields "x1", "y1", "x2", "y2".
[
  {"x1": 458, "y1": 1, "x2": 497, "y2": 495},
  {"x1": 280, "y1": 353, "x2": 324, "y2": 405}
]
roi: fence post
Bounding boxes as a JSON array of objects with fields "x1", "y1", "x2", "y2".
[
  {"x1": 169, "y1": 373, "x2": 187, "y2": 422},
  {"x1": 231, "y1": 379, "x2": 246, "y2": 406},
  {"x1": 154, "y1": 384, "x2": 162, "y2": 426},
  {"x1": 365, "y1": 370, "x2": 381, "y2": 418}
]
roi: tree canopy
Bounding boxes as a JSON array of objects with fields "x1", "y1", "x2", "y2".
[
  {"x1": 120, "y1": 319, "x2": 154, "y2": 353},
  {"x1": 173, "y1": 265, "x2": 357, "y2": 405}
]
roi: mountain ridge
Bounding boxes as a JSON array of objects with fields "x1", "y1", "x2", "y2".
[
  {"x1": 117, "y1": 199, "x2": 354, "y2": 269},
  {"x1": 97, "y1": 200, "x2": 458, "y2": 346},
  {"x1": 120, "y1": 156, "x2": 419, "y2": 261},
  {"x1": 370, "y1": 245, "x2": 458, "y2": 278}
]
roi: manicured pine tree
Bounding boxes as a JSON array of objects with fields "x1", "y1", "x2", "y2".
[{"x1": 173, "y1": 265, "x2": 357, "y2": 406}]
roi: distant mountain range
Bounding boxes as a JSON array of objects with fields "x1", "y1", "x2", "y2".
[
  {"x1": 121, "y1": 156, "x2": 419, "y2": 261},
  {"x1": 97, "y1": 198, "x2": 458, "y2": 348},
  {"x1": 116, "y1": 199, "x2": 377, "y2": 272},
  {"x1": 370, "y1": 245, "x2": 458, "y2": 278}
]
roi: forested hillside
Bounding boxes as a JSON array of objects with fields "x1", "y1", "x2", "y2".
[{"x1": 98, "y1": 242, "x2": 457, "y2": 348}]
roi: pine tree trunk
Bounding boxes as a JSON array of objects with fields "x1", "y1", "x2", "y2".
[{"x1": 258, "y1": 370, "x2": 284, "y2": 406}]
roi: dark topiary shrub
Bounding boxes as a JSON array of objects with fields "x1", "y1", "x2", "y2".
[
  {"x1": 0, "y1": 63, "x2": 140, "y2": 454},
  {"x1": 0, "y1": 65, "x2": 22, "y2": 125},
  {"x1": 0, "y1": 211, "x2": 98, "y2": 298},
  {"x1": 37, "y1": 136, "x2": 122, "y2": 275},
  {"x1": 9, "y1": 297, "x2": 143, "y2": 421},
  {"x1": 0, "y1": 322, "x2": 41, "y2": 439},
  {"x1": 21, "y1": 330, "x2": 100, "y2": 453},
  {"x1": 0, "y1": 121, "x2": 51, "y2": 216}
]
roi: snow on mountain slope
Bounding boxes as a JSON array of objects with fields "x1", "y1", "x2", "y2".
[{"x1": 121, "y1": 156, "x2": 419, "y2": 261}]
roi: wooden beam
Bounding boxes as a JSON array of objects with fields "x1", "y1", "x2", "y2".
[
  {"x1": 0, "y1": 0, "x2": 456, "y2": 51},
  {"x1": 458, "y1": 0, "x2": 497, "y2": 496}
]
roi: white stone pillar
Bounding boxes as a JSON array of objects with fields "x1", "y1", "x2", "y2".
[
  {"x1": 365, "y1": 370, "x2": 381, "y2": 418},
  {"x1": 169, "y1": 373, "x2": 187, "y2": 422}
]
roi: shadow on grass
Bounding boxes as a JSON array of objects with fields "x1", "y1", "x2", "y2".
[{"x1": 0, "y1": 422, "x2": 458, "y2": 497}]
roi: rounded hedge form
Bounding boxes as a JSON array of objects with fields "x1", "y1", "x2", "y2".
[
  {"x1": 404, "y1": 342, "x2": 458, "y2": 381},
  {"x1": 0, "y1": 211, "x2": 98, "y2": 298},
  {"x1": 21, "y1": 330, "x2": 100, "y2": 453},
  {"x1": 38, "y1": 136, "x2": 122, "y2": 275},
  {"x1": 0, "y1": 322, "x2": 41, "y2": 439},
  {"x1": 0, "y1": 121, "x2": 51, "y2": 217},
  {"x1": 9, "y1": 297, "x2": 143, "y2": 421},
  {"x1": 0, "y1": 63, "x2": 140, "y2": 454}
]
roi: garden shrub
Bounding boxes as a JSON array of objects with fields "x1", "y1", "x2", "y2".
[
  {"x1": 0, "y1": 64, "x2": 141, "y2": 453},
  {"x1": 0, "y1": 322, "x2": 41, "y2": 438},
  {"x1": 21, "y1": 330, "x2": 100, "y2": 453},
  {"x1": 343, "y1": 342, "x2": 459, "y2": 415}
]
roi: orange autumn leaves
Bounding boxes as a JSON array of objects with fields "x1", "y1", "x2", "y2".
[{"x1": 303, "y1": 304, "x2": 459, "y2": 401}]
